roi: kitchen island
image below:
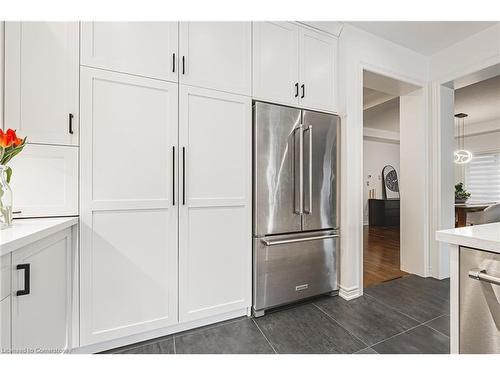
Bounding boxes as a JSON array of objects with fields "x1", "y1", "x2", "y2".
[{"x1": 436, "y1": 222, "x2": 500, "y2": 354}]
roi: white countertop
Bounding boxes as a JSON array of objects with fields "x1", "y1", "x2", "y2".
[
  {"x1": 436, "y1": 222, "x2": 500, "y2": 254},
  {"x1": 0, "y1": 217, "x2": 78, "y2": 256}
]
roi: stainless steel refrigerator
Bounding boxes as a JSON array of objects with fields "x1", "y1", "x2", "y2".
[{"x1": 253, "y1": 101, "x2": 340, "y2": 317}]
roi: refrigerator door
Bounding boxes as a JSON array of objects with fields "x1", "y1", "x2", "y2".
[
  {"x1": 253, "y1": 102, "x2": 302, "y2": 236},
  {"x1": 253, "y1": 230, "x2": 339, "y2": 313},
  {"x1": 301, "y1": 110, "x2": 340, "y2": 231}
]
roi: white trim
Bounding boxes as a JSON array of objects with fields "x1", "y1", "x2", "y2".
[
  {"x1": 72, "y1": 308, "x2": 248, "y2": 354},
  {"x1": 449, "y1": 244, "x2": 459, "y2": 354},
  {"x1": 339, "y1": 285, "x2": 361, "y2": 301}
]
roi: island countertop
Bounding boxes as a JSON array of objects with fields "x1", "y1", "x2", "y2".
[
  {"x1": 0, "y1": 217, "x2": 78, "y2": 256},
  {"x1": 436, "y1": 222, "x2": 500, "y2": 254}
]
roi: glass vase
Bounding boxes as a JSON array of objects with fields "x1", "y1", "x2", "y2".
[{"x1": 0, "y1": 165, "x2": 13, "y2": 230}]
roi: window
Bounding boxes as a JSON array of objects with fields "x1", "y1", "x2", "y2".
[{"x1": 465, "y1": 152, "x2": 500, "y2": 203}]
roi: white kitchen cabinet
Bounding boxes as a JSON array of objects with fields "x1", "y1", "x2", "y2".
[
  {"x1": 1, "y1": 297, "x2": 10, "y2": 353},
  {"x1": 4, "y1": 22, "x2": 79, "y2": 146},
  {"x1": 1, "y1": 254, "x2": 10, "y2": 302},
  {"x1": 252, "y1": 22, "x2": 299, "y2": 106},
  {"x1": 298, "y1": 27, "x2": 338, "y2": 112},
  {"x1": 80, "y1": 67, "x2": 179, "y2": 345},
  {"x1": 252, "y1": 22, "x2": 338, "y2": 112},
  {"x1": 179, "y1": 22, "x2": 251, "y2": 95},
  {"x1": 11, "y1": 228, "x2": 74, "y2": 353},
  {"x1": 81, "y1": 22, "x2": 178, "y2": 82},
  {"x1": 179, "y1": 85, "x2": 251, "y2": 322},
  {"x1": 8, "y1": 144, "x2": 78, "y2": 218}
]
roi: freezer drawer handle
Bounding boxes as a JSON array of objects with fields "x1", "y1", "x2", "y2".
[
  {"x1": 468, "y1": 268, "x2": 500, "y2": 286},
  {"x1": 16, "y1": 264, "x2": 30, "y2": 296},
  {"x1": 261, "y1": 234, "x2": 339, "y2": 246}
]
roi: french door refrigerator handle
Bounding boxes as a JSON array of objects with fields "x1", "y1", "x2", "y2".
[
  {"x1": 293, "y1": 124, "x2": 304, "y2": 215},
  {"x1": 261, "y1": 234, "x2": 339, "y2": 246},
  {"x1": 304, "y1": 125, "x2": 312, "y2": 214},
  {"x1": 468, "y1": 268, "x2": 500, "y2": 286}
]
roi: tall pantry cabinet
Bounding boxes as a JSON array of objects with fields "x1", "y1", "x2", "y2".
[{"x1": 79, "y1": 22, "x2": 251, "y2": 345}]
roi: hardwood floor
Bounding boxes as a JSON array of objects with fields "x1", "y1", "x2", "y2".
[{"x1": 363, "y1": 226, "x2": 408, "y2": 288}]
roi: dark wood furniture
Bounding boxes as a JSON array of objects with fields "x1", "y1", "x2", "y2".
[
  {"x1": 368, "y1": 198, "x2": 400, "y2": 227},
  {"x1": 454, "y1": 203, "x2": 490, "y2": 227}
]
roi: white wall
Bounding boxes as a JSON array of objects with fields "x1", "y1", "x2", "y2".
[
  {"x1": 1, "y1": 22, "x2": 4, "y2": 129},
  {"x1": 363, "y1": 139, "x2": 400, "y2": 224},
  {"x1": 338, "y1": 24, "x2": 428, "y2": 299}
]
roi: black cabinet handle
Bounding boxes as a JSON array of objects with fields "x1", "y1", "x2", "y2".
[
  {"x1": 182, "y1": 56, "x2": 185, "y2": 75},
  {"x1": 16, "y1": 264, "x2": 30, "y2": 296},
  {"x1": 295, "y1": 82, "x2": 299, "y2": 98},
  {"x1": 172, "y1": 53, "x2": 176, "y2": 73},
  {"x1": 172, "y1": 146, "x2": 176, "y2": 206},
  {"x1": 182, "y1": 147, "x2": 186, "y2": 205},
  {"x1": 69, "y1": 113, "x2": 74, "y2": 134},
  {"x1": 301, "y1": 84, "x2": 305, "y2": 99}
]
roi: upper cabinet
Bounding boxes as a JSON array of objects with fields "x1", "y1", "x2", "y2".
[
  {"x1": 299, "y1": 27, "x2": 338, "y2": 112},
  {"x1": 253, "y1": 22, "x2": 299, "y2": 106},
  {"x1": 4, "y1": 22, "x2": 79, "y2": 146},
  {"x1": 80, "y1": 22, "x2": 179, "y2": 82},
  {"x1": 252, "y1": 22, "x2": 338, "y2": 113},
  {"x1": 179, "y1": 22, "x2": 251, "y2": 96}
]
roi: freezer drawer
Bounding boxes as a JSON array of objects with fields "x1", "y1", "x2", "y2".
[
  {"x1": 460, "y1": 246, "x2": 500, "y2": 354},
  {"x1": 253, "y1": 231, "x2": 338, "y2": 313}
]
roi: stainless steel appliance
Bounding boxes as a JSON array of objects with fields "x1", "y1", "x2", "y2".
[
  {"x1": 252, "y1": 102, "x2": 340, "y2": 316},
  {"x1": 460, "y1": 246, "x2": 500, "y2": 353}
]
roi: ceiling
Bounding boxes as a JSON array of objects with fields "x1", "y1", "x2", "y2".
[
  {"x1": 347, "y1": 21, "x2": 498, "y2": 56},
  {"x1": 455, "y1": 75, "x2": 500, "y2": 126}
]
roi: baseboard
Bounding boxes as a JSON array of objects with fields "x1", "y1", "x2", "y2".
[
  {"x1": 71, "y1": 308, "x2": 249, "y2": 354},
  {"x1": 339, "y1": 285, "x2": 361, "y2": 300}
]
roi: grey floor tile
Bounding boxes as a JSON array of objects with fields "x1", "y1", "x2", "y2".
[
  {"x1": 425, "y1": 315, "x2": 450, "y2": 337},
  {"x1": 364, "y1": 276, "x2": 449, "y2": 322},
  {"x1": 397, "y1": 275, "x2": 450, "y2": 301},
  {"x1": 112, "y1": 337, "x2": 175, "y2": 354},
  {"x1": 355, "y1": 347, "x2": 378, "y2": 354},
  {"x1": 315, "y1": 295, "x2": 419, "y2": 346},
  {"x1": 174, "y1": 318, "x2": 274, "y2": 354},
  {"x1": 372, "y1": 325, "x2": 450, "y2": 354},
  {"x1": 254, "y1": 303, "x2": 365, "y2": 354}
]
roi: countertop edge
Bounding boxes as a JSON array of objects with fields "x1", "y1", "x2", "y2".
[
  {"x1": 1, "y1": 217, "x2": 79, "y2": 257},
  {"x1": 436, "y1": 231, "x2": 500, "y2": 254}
]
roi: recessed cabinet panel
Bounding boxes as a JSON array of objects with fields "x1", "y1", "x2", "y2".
[
  {"x1": 8, "y1": 144, "x2": 78, "y2": 218},
  {"x1": 0, "y1": 297, "x2": 10, "y2": 353},
  {"x1": 11, "y1": 230, "x2": 73, "y2": 353},
  {"x1": 179, "y1": 85, "x2": 251, "y2": 322},
  {"x1": 81, "y1": 22, "x2": 178, "y2": 82},
  {"x1": 179, "y1": 22, "x2": 251, "y2": 95},
  {"x1": 4, "y1": 22, "x2": 79, "y2": 145},
  {"x1": 299, "y1": 28, "x2": 337, "y2": 112},
  {"x1": 252, "y1": 22, "x2": 299, "y2": 106},
  {"x1": 83, "y1": 69, "x2": 176, "y2": 204},
  {"x1": 81, "y1": 210, "x2": 177, "y2": 342},
  {"x1": 1, "y1": 254, "x2": 11, "y2": 301}
]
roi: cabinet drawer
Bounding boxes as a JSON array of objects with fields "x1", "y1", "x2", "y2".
[
  {"x1": 1, "y1": 254, "x2": 11, "y2": 301},
  {"x1": 8, "y1": 144, "x2": 78, "y2": 218}
]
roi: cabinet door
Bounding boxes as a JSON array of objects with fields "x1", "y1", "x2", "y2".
[
  {"x1": 4, "y1": 22, "x2": 79, "y2": 146},
  {"x1": 179, "y1": 85, "x2": 251, "y2": 322},
  {"x1": 299, "y1": 27, "x2": 338, "y2": 112},
  {"x1": 252, "y1": 22, "x2": 299, "y2": 106},
  {"x1": 80, "y1": 67, "x2": 178, "y2": 345},
  {"x1": 11, "y1": 229, "x2": 73, "y2": 353},
  {"x1": 179, "y1": 22, "x2": 251, "y2": 95},
  {"x1": 81, "y1": 22, "x2": 178, "y2": 82},
  {"x1": 1, "y1": 297, "x2": 10, "y2": 353},
  {"x1": 8, "y1": 144, "x2": 78, "y2": 218}
]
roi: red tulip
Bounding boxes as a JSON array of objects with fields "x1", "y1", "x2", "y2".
[{"x1": 0, "y1": 129, "x2": 12, "y2": 148}]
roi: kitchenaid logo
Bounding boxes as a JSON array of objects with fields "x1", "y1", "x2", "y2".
[
  {"x1": 1, "y1": 347, "x2": 67, "y2": 354},
  {"x1": 295, "y1": 284, "x2": 309, "y2": 291}
]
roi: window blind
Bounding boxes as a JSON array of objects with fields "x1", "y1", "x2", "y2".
[{"x1": 465, "y1": 152, "x2": 500, "y2": 203}]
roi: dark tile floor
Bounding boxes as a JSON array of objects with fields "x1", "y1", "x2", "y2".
[{"x1": 102, "y1": 275, "x2": 450, "y2": 354}]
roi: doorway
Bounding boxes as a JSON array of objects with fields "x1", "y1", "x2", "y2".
[{"x1": 361, "y1": 69, "x2": 424, "y2": 288}]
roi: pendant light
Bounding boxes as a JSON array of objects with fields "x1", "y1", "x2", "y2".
[{"x1": 454, "y1": 113, "x2": 473, "y2": 164}]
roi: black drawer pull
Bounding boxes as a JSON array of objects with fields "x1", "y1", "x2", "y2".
[
  {"x1": 16, "y1": 264, "x2": 30, "y2": 296},
  {"x1": 301, "y1": 84, "x2": 305, "y2": 99},
  {"x1": 69, "y1": 113, "x2": 74, "y2": 134},
  {"x1": 295, "y1": 82, "x2": 299, "y2": 98},
  {"x1": 172, "y1": 53, "x2": 176, "y2": 73}
]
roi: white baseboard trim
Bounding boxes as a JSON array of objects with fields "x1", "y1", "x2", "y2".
[
  {"x1": 339, "y1": 285, "x2": 361, "y2": 300},
  {"x1": 71, "y1": 308, "x2": 248, "y2": 354}
]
